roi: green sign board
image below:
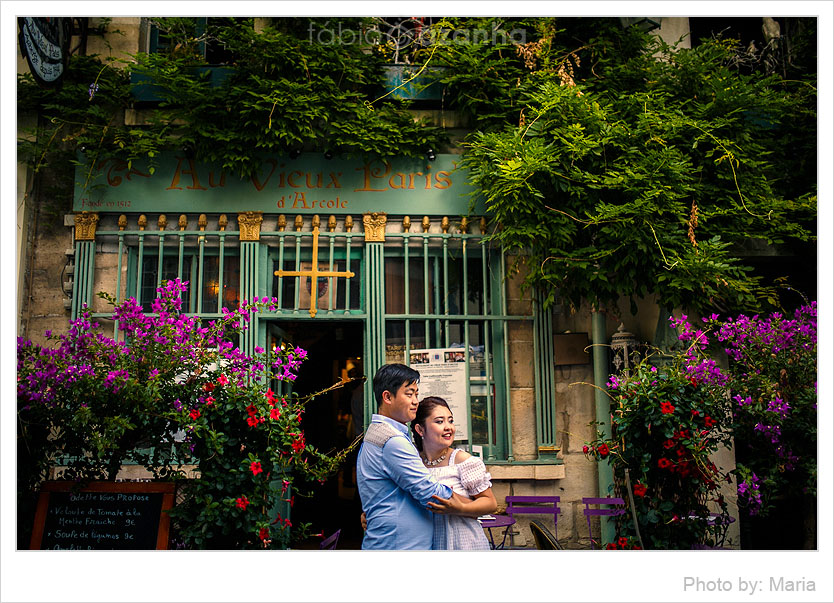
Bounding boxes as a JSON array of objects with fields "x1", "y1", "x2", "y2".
[{"x1": 74, "y1": 152, "x2": 482, "y2": 216}]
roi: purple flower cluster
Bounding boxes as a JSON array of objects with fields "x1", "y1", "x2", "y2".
[
  {"x1": 17, "y1": 278, "x2": 309, "y2": 476},
  {"x1": 669, "y1": 303, "x2": 816, "y2": 517},
  {"x1": 753, "y1": 422, "x2": 782, "y2": 444},
  {"x1": 737, "y1": 472, "x2": 763, "y2": 515},
  {"x1": 714, "y1": 302, "x2": 817, "y2": 362},
  {"x1": 765, "y1": 397, "x2": 791, "y2": 418}
]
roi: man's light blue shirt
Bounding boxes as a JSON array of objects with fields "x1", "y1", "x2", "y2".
[{"x1": 357, "y1": 414, "x2": 453, "y2": 550}]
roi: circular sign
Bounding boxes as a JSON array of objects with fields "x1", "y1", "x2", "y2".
[{"x1": 18, "y1": 17, "x2": 72, "y2": 88}]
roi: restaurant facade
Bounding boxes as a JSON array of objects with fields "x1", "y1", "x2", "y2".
[{"x1": 17, "y1": 16, "x2": 743, "y2": 548}]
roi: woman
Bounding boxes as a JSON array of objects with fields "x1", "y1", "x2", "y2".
[{"x1": 411, "y1": 396, "x2": 497, "y2": 550}]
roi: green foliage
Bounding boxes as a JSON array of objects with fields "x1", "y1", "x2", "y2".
[
  {"x1": 584, "y1": 355, "x2": 734, "y2": 549},
  {"x1": 18, "y1": 17, "x2": 448, "y2": 185},
  {"x1": 449, "y1": 19, "x2": 816, "y2": 314}
]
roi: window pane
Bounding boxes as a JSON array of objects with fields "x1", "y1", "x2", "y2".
[
  {"x1": 140, "y1": 256, "x2": 192, "y2": 312},
  {"x1": 201, "y1": 255, "x2": 240, "y2": 313}
]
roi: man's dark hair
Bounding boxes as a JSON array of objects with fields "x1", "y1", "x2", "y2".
[{"x1": 373, "y1": 363, "x2": 420, "y2": 407}]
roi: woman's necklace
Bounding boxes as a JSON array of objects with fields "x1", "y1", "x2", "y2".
[{"x1": 423, "y1": 448, "x2": 449, "y2": 467}]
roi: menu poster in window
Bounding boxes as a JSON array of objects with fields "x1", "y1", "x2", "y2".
[{"x1": 409, "y1": 348, "x2": 468, "y2": 440}]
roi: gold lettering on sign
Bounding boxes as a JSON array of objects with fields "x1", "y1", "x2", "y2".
[
  {"x1": 353, "y1": 161, "x2": 453, "y2": 192},
  {"x1": 363, "y1": 212, "x2": 387, "y2": 242},
  {"x1": 327, "y1": 173, "x2": 342, "y2": 188},
  {"x1": 287, "y1": 171, "x2": 305, "y2": 188},
  {"x1": 167, "y1": 157, "x2": 207, "y2": 190},
  {"x1": 434, "y1": 171, "x2": 452, "y2": 189},
  {"x1": 74, "y1": 212, "x2": 99, "y2": 241},
  {"x1": 96, "y1": 158, "x2": 152, "y2": 187},
  {"x1": 354, "y1": 161, "x2": 391, "y2": 192},
  {"x1": 388, "y1": 172, "x2": 407, "y2": 189},
  {"x1": 251, "y1": 159, "x2": 278, "y2": 191},
  {"x1": 238, "y1": 211, "x2": 264, "y2": 241},
  {"x1": 209, "y1": 171, "x2": 226, "y2": 188}
]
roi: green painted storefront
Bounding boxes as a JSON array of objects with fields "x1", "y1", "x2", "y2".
[{"x1": 71, "y1": 152, "x2": 558, "y2": 465}]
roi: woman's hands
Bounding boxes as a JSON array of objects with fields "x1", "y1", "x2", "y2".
[{"x1": 428, "y1": 490, "x2": 496, "y2": 518}]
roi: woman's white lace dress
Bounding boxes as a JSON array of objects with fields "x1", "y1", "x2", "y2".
[{"x1": 428, "y1": 448, "x2": 492, "y2": 550}]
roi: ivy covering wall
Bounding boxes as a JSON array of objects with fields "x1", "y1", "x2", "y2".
[{"x1": 18, "y1": 16, "x2": 817, "y2": 315}]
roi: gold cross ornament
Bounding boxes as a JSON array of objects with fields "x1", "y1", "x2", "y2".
[{"x1": 274, "y1": 225, "x2": 355, "y2": 317}]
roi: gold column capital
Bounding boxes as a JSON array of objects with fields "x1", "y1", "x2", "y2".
[
  {"x1": 238, "y1": 211, "x2": 264, "y2": 241},
  {"x1": 74, "y1": 211, "x2": 99, "y2": 241},
  {"x1": 363, "y1": 212, "x2": 387, "y2": 242}
]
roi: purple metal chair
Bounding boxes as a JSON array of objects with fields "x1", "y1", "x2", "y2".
[
  {"x1": 319, "y1": 528, "x2": 341, "y2": 550},
  {"x1": 505, "y1": 496, "x2": 563, "y2": 548},
  {"x1": 582, "y1": 497, "x2": 626, "y2": 549}
]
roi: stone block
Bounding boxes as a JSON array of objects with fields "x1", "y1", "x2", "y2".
[
  {"x1": 507, "y1": 325, "x2": 534, "y2": 387},
  {"x1": 509, "y1": 388, "x2": 537, "y2": 460}
]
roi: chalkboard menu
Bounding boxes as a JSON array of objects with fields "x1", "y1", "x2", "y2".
[{"x1": 30, "y1": 481, "x2": 175, "y2": 550}]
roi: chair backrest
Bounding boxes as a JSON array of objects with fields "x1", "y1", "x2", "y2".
[
  {"x1": 505, "y1": 496, "x2": 562, "y2": 538},
  {"x1": 529, "y1": 520, "x2": 562, "y2": 550},
  {"x1": 582, "y1": 497, "x2": 626, "y2": 517},
  {"x1": 320, "y1": 529, "x2": 341, "y2": 550},
  {"x1": 582, "y1": 497, "x2": 625, "y2": 549}
]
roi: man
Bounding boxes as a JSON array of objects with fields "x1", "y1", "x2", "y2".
[{"x1": 357, "y1": 363, "x2": 456, "y2": 549}]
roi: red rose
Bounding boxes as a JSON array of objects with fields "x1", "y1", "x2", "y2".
[
  {"x1": 597, "y1": 443, "x2": 610, "y2": 457},
  {"x1": 582, "y1": 445, "x2": 589, "y2": 454},
  {"x1": 633, "y1": 483, "x2": 647, "y2": 497}
]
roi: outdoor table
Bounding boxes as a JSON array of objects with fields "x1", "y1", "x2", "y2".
[{"x1": 477, "y1": 514, "x2": 516, "y2": 549}]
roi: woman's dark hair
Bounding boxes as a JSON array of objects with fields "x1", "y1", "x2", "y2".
[
  {"x1": 410, "y1": 396, "x2": 451, "y2": 452},
  {"x1": 372, "y1": 363, "x2": 420, "y2": 407}
]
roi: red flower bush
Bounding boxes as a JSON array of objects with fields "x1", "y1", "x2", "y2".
[
  {"x1": 584, "y1": 347, "x2": 732, "y2": 549},
  {"x1": 16, "y1": 278, "x2": 361, "y2": 550}
]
